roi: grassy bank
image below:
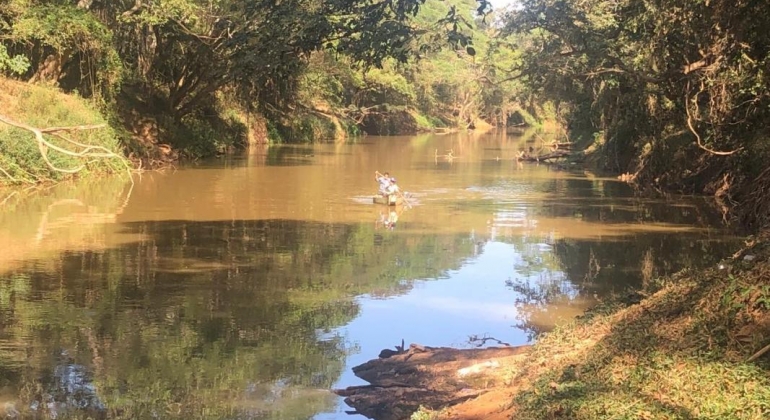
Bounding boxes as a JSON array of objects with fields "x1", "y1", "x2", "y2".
[
  {"x1": 0, "y1": 79, "x2": 128, "y2": 186},
  {"x1": 404, "y1": 234, "x2": 770, "y2": 420},
  {"x1": 503, "y1": 235, "x2": 770, "y2": 419}
]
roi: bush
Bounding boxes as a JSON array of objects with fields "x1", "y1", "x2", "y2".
[{"x1": 156, "y1": 109, "x2": 248, "y2": 159}]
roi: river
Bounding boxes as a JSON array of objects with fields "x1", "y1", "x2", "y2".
[{"x1": 0, "y1": 131, "x2": 739, "y2": 419}]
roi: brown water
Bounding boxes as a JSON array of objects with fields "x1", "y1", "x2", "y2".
[{"x1": 0, "y1": 131, "x2": 739, "y2": 419}]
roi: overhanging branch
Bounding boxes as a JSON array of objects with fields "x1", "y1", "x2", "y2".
[{"x1": 684, "y1": 83, "x2": 742, "y2": 156}]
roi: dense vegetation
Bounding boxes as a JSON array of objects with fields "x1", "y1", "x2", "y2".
[
  {"x1": 0, "y1": 0, "x2": 511, "y2": 154},
  {"x1": 2, "y1": 0, "x2": 770, "y2": 229},
  {"x1": 498, "y1": 0, "x2": 770, "y2": 229}
]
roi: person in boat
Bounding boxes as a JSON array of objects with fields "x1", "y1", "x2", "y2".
[
  {"x1": 386, "y1": 178, "x2": 400, "y2": 195},
  {"x1": 375, "y1": 171, "x2": 392, "y2": 196}
]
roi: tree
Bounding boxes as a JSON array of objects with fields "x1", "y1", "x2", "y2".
[{"x1": 500, "y1": 0, "x2": 770, "y2": 227}]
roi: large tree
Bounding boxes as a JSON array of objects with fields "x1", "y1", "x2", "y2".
[{"x1": 501, "y1": 0, "x2": 770, "y2": 227}]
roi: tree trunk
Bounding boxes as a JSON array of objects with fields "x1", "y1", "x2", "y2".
[{"x1": 31, "y1": 49, "x2": 72, "y2": 85}]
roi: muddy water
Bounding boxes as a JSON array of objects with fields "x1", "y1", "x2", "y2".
[{"x1": 0, "y1": 131, "x2": 739, "y2": 419}]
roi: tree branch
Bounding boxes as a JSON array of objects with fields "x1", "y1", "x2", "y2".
[
  {"x1": 0, "y1": 114, "x2": 131, "y2": 181},
  {"x1": 684, "y1": 84, "x2": 742, "y2": 156}
]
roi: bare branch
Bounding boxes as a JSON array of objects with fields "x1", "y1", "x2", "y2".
[
  {"x1": 0, "y1": 114, "x2": 132, "y2": 181},
  {"x1": 747, "y1": 342, "x2": 770, "y2": 362},
  {"x1": 0, "y1": 166, "x2": 34, "y2": 184},
  {"x1": 40, "y1": 124, "x2": 106, "y2": 133},
  {"x1": 684, "y1": 84, "x2": 742, "y2": 156}
]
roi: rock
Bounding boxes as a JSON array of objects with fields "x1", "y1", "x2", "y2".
[
  {"x1": 378, "y1": 349, "x2": 399, "y2": 359},
  {"x1": 335, "y1": 345, "x2": 530, "y2": 420}
]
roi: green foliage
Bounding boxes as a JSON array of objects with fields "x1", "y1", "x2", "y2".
[
  {"x1": 158, "y1": 110, "x2": 248, "y2": 159},
  {"x1": 277, "y1": 113, "x2": 338, "y2": 143},
  {"x1": 410, "y1": 111, "x2": 435, "y2": 131},
  {"x1": 266, "y1": 120, "x2": 283, "y2": 144},
  {"x1": 8, "y1": 3, "x2": 122, "y2": 96},
  {"x1": 410, "y1": 406, "x2": 442, "y2": 420},
  {"x1": 0, "y1": 44, "x2": 29, "y2": 74},
  {"x1": 0, "y1": 81, "x2": 126, "y2": 185},
  {"x1": 291, "y1": 0, "x2": 528, "y2": 135},
  {"x1": 501, "y1": 0, "x2": 770, "y2": 227},
  {"x1": 0, "y1": 0, "x2": 508, "y2": 157},
  {"x1": 364, "y1": 68, "x2": 417, "y2": 106}
]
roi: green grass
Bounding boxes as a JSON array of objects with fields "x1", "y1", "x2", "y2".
[
  {"x1": 506, "y1": 237, "x2": 770, "y2": 419},
  {"x1": 0, "y1": 78, "x2": 128, "y2": 185},
  {"x1": 410, "y1": 110, "x2": 435, "y2": 131}
]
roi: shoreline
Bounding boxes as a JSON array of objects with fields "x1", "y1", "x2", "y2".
[{"x1": 336, "y1": 232, "x2": 770, "y2": 419}]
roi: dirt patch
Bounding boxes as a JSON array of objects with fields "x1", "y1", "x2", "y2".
[{"x1": 334, "y1": 344, "x2": 530, "y2": 420}]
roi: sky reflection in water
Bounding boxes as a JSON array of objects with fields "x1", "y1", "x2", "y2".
[{"x1": 0, "y1": 132, "x2": 739, "y2": 419}]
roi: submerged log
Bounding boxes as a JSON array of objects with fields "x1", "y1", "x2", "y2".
[
  {"x1": 517, "y1": 149, "x2": 574, "y2": 162},
  {"x1": 333, "y1": 343, "x2": 529, "y2": 420}
]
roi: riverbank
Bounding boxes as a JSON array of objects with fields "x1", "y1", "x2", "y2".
[
  {"x1": 0, "y1": 78, "x2": 497, "y2": 188},
  {"x1": 0, "y1": 79, "x2": 129, "y2": 186},
  {"x1": 337, "y1": 232, "x2": 770, "y2": 419}
]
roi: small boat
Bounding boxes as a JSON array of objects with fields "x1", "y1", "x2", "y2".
[{"x1": 373, "y1": 194, "x2": 403, "y2": 206}]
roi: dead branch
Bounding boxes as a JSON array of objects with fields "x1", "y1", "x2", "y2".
[
  {"x1": 120, "y1": 0, "x2": 146, "y2": 18},
  {"x1": 468, "y1": 335, "x2": 511, "y2": 347},
  {"x1": 0, "y1": 113, "x2": 132, "y2": 182},
  {"x1": 684, "y1": 83, "x2": 742, "y2": 156},
  {"x1": 40, "y1": 124, "x2": 106, "y2": 133},
  {"x1": 0, "y1": 166, "x2": 33, "y2": 184},
  {"x1": 517, "y1": 149, "x2": 572, "y2": 162},
  {"x1": 0, "y1": 191, "x2": 19, "y2": 206},
  {"x1": 434, "y1": 149, "x2": 458, "y2": 162},
  {"x1": 747, "y1": 342, "x2": 770, "y2": 363}
]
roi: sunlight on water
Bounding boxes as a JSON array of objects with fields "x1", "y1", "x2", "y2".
[{"x1": 0, "y1": 131, "x2": 739, "y2": 419}]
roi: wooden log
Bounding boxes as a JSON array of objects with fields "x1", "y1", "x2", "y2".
[{"x1": 518, "y1": 149, "x2": 573, "y2": 162}]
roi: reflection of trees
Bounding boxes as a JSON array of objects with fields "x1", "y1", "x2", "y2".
[
  {"x1": 505, "y1": 271, "x2": 581, "y2": 341},
  {"x1": 0, "y1": 176, "x2": 134, "y2": 273},
  {"x1": 495, "y1": 177, "x2": 737, "y2": 340},
  {"x1": 0, "y1": 218, "x2": 475, "y2": 418}
]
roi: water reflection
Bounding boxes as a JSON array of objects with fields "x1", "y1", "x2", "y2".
[
  {"x1": 0, "y1": 216, "x2": 476, "y2": 418},
  {"x1": 0, "y1": 131, "x2": 739, "y2": 418}
]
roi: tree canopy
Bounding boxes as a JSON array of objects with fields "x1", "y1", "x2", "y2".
[{"x1": 498, "y1": 0, "x2": 770, "y2": 228}]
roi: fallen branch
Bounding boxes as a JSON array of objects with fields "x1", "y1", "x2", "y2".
[
  {"x1": 434, "y1": 149, "x2": 458, "y2": 162},
  {"x1": 0, "y1": 113, "x2": 132, "y2": 183},
  {"x1": 517, "y1": 149, "x2": 573, "y2": 162},
  {"x1": 747, "y1": 342, "x2": 770, "y2": 363}
]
